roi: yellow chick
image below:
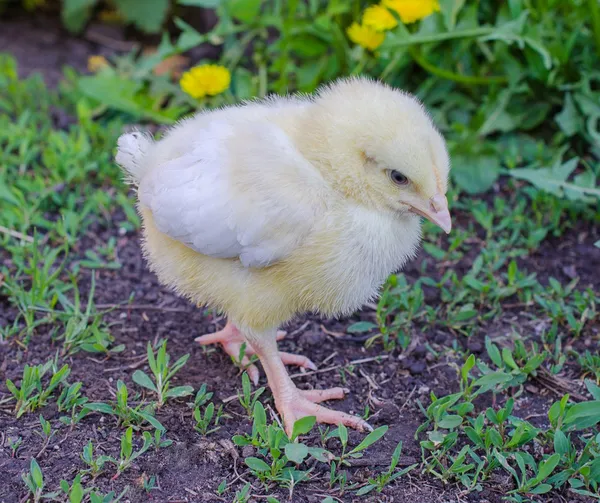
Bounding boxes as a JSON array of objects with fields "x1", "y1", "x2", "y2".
[{"x1": 116, "y1": 77, "x2": 451, "y2": 435}]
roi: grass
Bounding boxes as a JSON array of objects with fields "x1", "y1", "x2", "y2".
[{"x1": 1, "y1": 6, "x2": 600, "y2": 498}]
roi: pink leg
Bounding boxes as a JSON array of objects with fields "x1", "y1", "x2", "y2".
[
  {"x1": 247, "y1": 328, "x2": 372, "y2": 436},
  {"x1": 195, "y1": 322, "x2": 316, "y2": 385}
]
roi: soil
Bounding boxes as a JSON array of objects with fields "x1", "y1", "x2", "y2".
[
  {"x1": 1, "y1": 9, "x2": 600, "y2": 503},
  {"x1": 1, "y1": 215, "x2": 598, "y2": 503}
]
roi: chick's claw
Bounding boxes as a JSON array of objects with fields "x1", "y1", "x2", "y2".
[{"x1": 195, "y1": 322, "x2": 316, "y2": 385}]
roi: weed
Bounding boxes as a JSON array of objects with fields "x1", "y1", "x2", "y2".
[
  {"x1": 355, "y1": 441, "x2": 417, "y2": 495},
  {"x1": 21, "y1": 459, "x2": 58, "y2": 502},
  {"x1": 5, "y1": 359, "x2": 70, "y2": 417},
  {"x1": 58, "y1": 475, "x2": 85, "y2": 503},
  {"x1": 132, "y1": 340, "x2": 193, "y2": 407},
  {"x1": 109, "y1": 426, "x2": 153, "y2": 476},
  {"x1": 232, "y1": 483, "x2": 251, "y2": 503},
  {"x1": 578, "y1": 351, "x2": 600, "y2": 382},
  {"x1": 9, "y1": 436, "x2": 23, "y2": 458},
  {"x1": 237, "y1": 371, "x2": 265, "y2": 417},
  {"x1": 86, "y1": 379, "x2": 164, "y2": 431},
  {"x1": 81, "y1": 440, "x2": 111, "y2": 478},
  {"x1": 149, "y1": 428, "x2": 173, "y2": 451},
  {"x1": 193, "y1": 401, "x2": 226, "y2": 436}
]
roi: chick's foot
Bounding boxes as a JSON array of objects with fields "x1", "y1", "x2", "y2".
[
  {"x1": 195, "y1": 322, "x2": 317, "y2": 385},
  {"x1": 277, "y1": 386, "x2": 372, "y2": 436},
  {"x1": 250, "y1": 334, "x2": 372, "y2": 436}
]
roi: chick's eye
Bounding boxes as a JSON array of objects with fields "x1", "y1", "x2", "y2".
[{"x1": 389, "y1": 170, "x2": 409, "y2": 186}]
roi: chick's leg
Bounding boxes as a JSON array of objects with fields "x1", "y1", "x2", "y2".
[
  {"x1": 195, "y1": 322, "x2": 317, "y2": 385},
  {"x1": 247, "y1": 328, "x2": 372, "y2": 436}
]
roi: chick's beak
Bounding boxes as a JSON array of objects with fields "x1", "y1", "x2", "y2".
[{"x1": 409, "y1": 193, "x2": 452, "y2": 234}]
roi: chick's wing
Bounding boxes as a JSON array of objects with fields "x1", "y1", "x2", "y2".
[{"x1": 139, "y1": 120, "x2": 326, "y2": 268}]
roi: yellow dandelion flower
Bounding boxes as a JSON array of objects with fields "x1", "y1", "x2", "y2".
[
  {"x1": 363, "y1": 4, "x2": 398, "y2": 31},
  {"x1": 383, "y1": 0, "x2": 440, "y2": 24},
  {"x1": 180, "y1": 64, "x2": 231, "y2": 99},
  {"x1": 347, "y1": 22, "x2": 385, "y2": 51},
  {"x1": 87, "y1": 55, "x2": 109, "y2": 73}
]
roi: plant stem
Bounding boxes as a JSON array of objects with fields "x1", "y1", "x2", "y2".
[
  {"x1": 410, "y1": 48, "x2": 508, "y2": 85},
  {"x1": 588, "y1": 0, "x2": 600, "y2": 58},
  {"x1": 384, "y1": 26, "x2": 496, "y2": 48}
]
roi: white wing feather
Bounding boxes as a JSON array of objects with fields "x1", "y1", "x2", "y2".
[{"x1": 139, "y1": 119, "x2": 325, "y2": 268}]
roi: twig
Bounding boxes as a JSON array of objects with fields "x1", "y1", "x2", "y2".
[
  {"x1": 102, "y1": 355, "x2": 148, "y2": 372},
  {"x1": 322, "y1": 351, "x2": 338, "y2": 365},
  {"x1": 35, "y1": 436, "x2": 52, "y2": 459},
  {"x1": 397, "y1": 385, "x2": 418, "y2": 414},
  {"x1": 96, "y1": 303, "x2": 190, "y2": 313},
  {"x1": 84, "y1": 29, "x2": 138, "y2": 52},
  {"x1": 286, "y1": 321, "x2": 310, "y2": 338},
  {"x1": 320, "y1": 324, "x2": 345, "y2": 338},
  {"x1": 0, "y1": 225, "x2": 34, "y2": 243},
  {"x1": 289, "y1": 355, "x2": 389, "y2": 379}
]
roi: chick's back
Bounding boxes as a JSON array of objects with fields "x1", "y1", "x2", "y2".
[{"x1": 117, "y1": 95, "x2": 420, "y2": 330}]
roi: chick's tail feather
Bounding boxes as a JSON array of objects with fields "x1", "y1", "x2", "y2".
[{"x1": 115, "y1": 131, "x2": 153, "y2": 185}]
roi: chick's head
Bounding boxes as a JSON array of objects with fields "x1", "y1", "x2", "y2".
[{"x1": 309, "y1": 77, "x2": 451, "y2": 233}]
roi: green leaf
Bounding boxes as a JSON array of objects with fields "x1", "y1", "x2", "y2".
[
  {"x1": 349, "y1": 425, "x2": 388, "y2": 454},
  {"x1": 438, "y1": 415, "x2": 463, "y2": 429},
  {"x1": 284, "y1": 442, "x2": 309, "y2": 464},
  {"x1": 356, "y1": 484, "x2": 377, "y2": 496},
  {"x1": 61, "y1": 0, "x2": 98, "y2": 33},
  {"x1": 585, "y1": 379, "x2": 600, "y2": 400},
  {"x1": 117, "y1": 0, "x2": 170, "y2": 33},
  {"x1": 461, "y1": 354, "x2": 475, "y2": 383},
  {"x1": 439, "y1": 0, "x2": 466, "y2": 31},
  {"x1": 291, "y1": 416, "x2": 316, "y2": 440},
  {"x1": 465, "y1": 427, "x2": 482, "y2": 446},
  {"x1": 536, "y1": 453, "x2": 560, "y2": 481},
  {"x1": 338, "y1": 424, "x2": 348, "y2": 447},
  {"x1": 589, "y1": 457, "x2": 600, "y2": 482},
  {"x1": 77, "y1": 75, "x2": 177, "y2": 124},
  {"x1": 69, "y1": 480, "x2": 84, "y2": 503},
  {"x1": 529, "y1": 483, "x2": 552, "y2": 494},
  {"x1": 555, "y1": 93, "x2": 581, "y2": 136},
  {"x1": 165, "y1": 386, "x2": 194, "y2": 398},
  {"x1": 229, "y1": 0, "x2": 263, "y2": 23},
  {"x1": 452, "y1": 154, "x2": 499, "y2": 194},
  {"x1": 137, "y1": 411, "x2": 165, "y2": 431},
  {"x1": 473, "y1": 371, "x2": 512, "y2": 388},
  {"x1": 245, "y1": 457, "x2": 270, "y2": 472},
  {"x1": 178, "y1": 0, "x2": 221, "y2": 6},
  {"x1": 501, "y1": 348, "x2": 519, "y2": 370},
  {"x1": 132, "y1": 370, "x2": 158, "y2": 393},
  {"x1": 84, "y1": 403, "x2": 114, "y2": 414},
  {"x1": 30, "y1": 458, "x2": 43, "y2": 488},
  {"x1": 564, "y1": 400, "x2": 600, "y2": 429},
  {"x1": 553, "y1": 430, "x2": 569, "y2": 456},
  {"x1": 346, "y1": 321, "x2": 377, "y2": 334},
  {"x1": 288, "y1": 34, "x2": 329, "y2": 58},
  {"x1": 508, "y1": 157, "x2": 599, "y2": 201}
]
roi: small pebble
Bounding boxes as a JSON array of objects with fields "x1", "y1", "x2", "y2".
[
  {"x1": 298, "y1": 330, "x2": 325, "y2": 346},
  {"x1": 409, "y1": 361, "x2": 426, "y2": 374},
  {"x1": 434, "y1": 332, "x2": 447, "y2": 344},
  {"x1": 241, "y1": 445, "x2": 254, "y2": 458},
  {"x1": 413, "y1": 344, "x2": 427, "y2": 357},
  {"x1": 466, "y1": 339, "x2": 483, "y2": 353}
]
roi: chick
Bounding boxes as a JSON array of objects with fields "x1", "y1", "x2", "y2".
[{"x1": 116, "y1": 77, "x2": 451, "y2": 435}]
